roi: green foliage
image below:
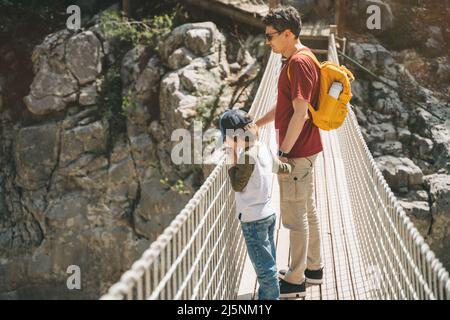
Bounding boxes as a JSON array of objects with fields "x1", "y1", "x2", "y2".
[
  {"x1": 99, "y1": 65, "x2": 122, "y2": 117},
  {"x1": 121, "y1": 88, "x2": 136, "y2": 114},
  {"x1": 101, "y1": 10, "x2": 173, "y2": 52},
  {"x1": 159, "y1": 178, "x2": 190, "y2": 195},
  {"x1": 98, "y1": 64, "x2": 126, "y2": 133},
  {"x1": 195, "y1": 100, "x2": 212, "y2": 123}
]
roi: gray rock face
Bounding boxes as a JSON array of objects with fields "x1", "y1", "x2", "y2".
[
  {"x1": 60, "y1": 120, "x2": 109, "y2": 167},
  {"x1": 347, "y1": 42, "x2": 395, "y2": 76},
  {"x1": 167, "y1": 47, "x2": 195, "y2": 70},
  {"x1": 79, "y1": 85, "x2": 98, "y2": 106},
  {"x1": 424, "y1": 26, "x2": 445, "y2": 57},
  {"x1": 180, "y1": 64, "x2": 221, "y2": 94},
  {"x1": 435, "y1": 57, "x2": 450, "y2": 83},
  {"x1": 378, "y1": 140, "x2": 402, "y2": 155},
  {"x1": 160, "y1": 22, "x2": 224, "y2": 61},
  {"x1": 185, "y1": 28, "x2": 213, "y2": 56},
  {"x1": 0, "y1": 18, "x2": 257, "y2": 298},
  {"x1": 281, "y1": 0, "x2": 333, "y2": 17},
  {"x1": 157, "y1": 21, "x2": 232, "y2": 140},
  {"x1": 14, "y1": 123, "x2": 60, "y2": 190},
  {"x1": 411, "y1": 133, "x2": 434, "y2": 162},
  {"x1": 376, "y1": 156, "x2": 423, "y2": 192},
  {"x1": 346, "y1": 0, "x2": 394, "y2": 31},
  {"x1": 121, "y1": 46, "x2": 164, "y2": 125},
  {"x1": 23, "y1": 30, "x2": 104, "y2": 116},
  {"x1": 398, "y1": 200, "x2": 431, "y2": 237},
  {"x1": 0, "y1": 76, "x2": 5, "y2": 111},
  {"x1": 424, "y1": 174, "x2": 450, "y2": 268},
  {"x1": 66, "y1": 31, "x2": 103, "y2": 85},
  {"x1": 430, "y1": 125, "x2": 450, "y2": 170},
  {"x1": 159, "y1": 71, "x2": 198, "y2": 130}
]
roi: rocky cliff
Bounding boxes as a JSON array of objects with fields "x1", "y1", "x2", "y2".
[{"x1": 0, "y1": 4, "x2": 264, "y2": 297}]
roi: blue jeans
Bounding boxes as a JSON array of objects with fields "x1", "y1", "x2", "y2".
[{"x1": 240, "y1": 213, "x2": 279, "y2": 300}]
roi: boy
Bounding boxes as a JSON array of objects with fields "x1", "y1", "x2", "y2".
[{"x1": 219, "y1": 109, "x2": 293, "y2": 300}]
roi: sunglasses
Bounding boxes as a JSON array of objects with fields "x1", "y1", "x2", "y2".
[{"x1": 265, "y1": 30, "x2": 282, "y2": 41}]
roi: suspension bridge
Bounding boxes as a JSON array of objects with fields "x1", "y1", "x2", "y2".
[{"x1": 100, "y1": 21, "x2": 450, "y2": 299}]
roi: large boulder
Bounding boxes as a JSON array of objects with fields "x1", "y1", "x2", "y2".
[
  {"x1": 346, "y1": 0, "x2": 394, "y2": 32},
  {"x1": 160, "y1": 22, "x2": 225, "y2": 61},
  {"x1": 159, "y1": 71, "x2": 198, "y2": 130},
  {"x1": 375, "y1": 156, "x2": 423, "y2": 193},
  {"x1": 347, "y1": 42, "x2": 396, "y2": 76},
  {"x1": 24, "y1": 30, "x2": 104, "y2": 115},
  {"x1": 66, "y1": 31, "x2": 103, "y2": 85}
]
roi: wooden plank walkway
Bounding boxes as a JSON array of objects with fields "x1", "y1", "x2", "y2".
[{"x1": 237, "y1": 129, "x2": 375, "y2": 300}]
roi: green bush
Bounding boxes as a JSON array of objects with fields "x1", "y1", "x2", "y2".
[
  {"x1": 100, "y1": 11, "x2": 173, "y2": 52},
  {"x1": 160, "y1": 178, "x2": 190, "y2": 195}
]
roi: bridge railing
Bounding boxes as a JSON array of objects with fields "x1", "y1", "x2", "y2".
[{"x1": 329, "y1": 31, "x2": 450, "y2": 300}]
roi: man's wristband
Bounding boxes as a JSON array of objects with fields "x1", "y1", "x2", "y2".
[{"x1": 277, "y1": 150, "x2": 289, "y2": 157}]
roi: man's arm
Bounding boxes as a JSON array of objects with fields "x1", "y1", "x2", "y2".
[
  {"x1": 279, "y1": 98, "x2": 309, "y2": 154},
  {"x1": 255, "y1": 104, "x2": 276, "y2": 128}
]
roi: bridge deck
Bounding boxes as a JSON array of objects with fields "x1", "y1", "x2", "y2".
[{"x1": 237, "y1": 129, "x2": 377, "y2": 300}]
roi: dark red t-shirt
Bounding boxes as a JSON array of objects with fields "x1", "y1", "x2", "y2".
[{"x1": 275, "y1": 49, "x2": 323, "y2": 158}]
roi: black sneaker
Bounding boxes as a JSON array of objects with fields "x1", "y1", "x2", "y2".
[
  {"x1": 279, "y1": 268, "x2": 323, "y2": 285},
  {"x1": 304, "y1": 267, "x2": 323, "y2": 285},
  {"x1": 279, "y1": 278, "x2": 306, "y2": 298}
]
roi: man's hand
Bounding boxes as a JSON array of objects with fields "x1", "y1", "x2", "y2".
[
  {"x1": 255, "y1": 105, "x2": 276, "y2": 128},
  {"x1": 224, "y1": 136, "x2": 236, "y2": 149},
  {"x1": 278, "y1": 156, "x2": 288, "y2": 163}
]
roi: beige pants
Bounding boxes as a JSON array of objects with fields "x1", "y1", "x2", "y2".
[{"x1": 278, "y1": 153, "x2": 323, "y2": 284}]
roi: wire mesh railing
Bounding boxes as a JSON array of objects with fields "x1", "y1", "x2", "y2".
[{"x1": 328, "y1": 31, "x2": 450, "y2": 300}]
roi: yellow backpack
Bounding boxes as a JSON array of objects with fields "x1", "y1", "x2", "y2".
[{"x1": 287, "y1": 51, "x2": 355, "y2": 131}]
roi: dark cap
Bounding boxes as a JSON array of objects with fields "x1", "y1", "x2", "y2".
[{"x1": 219, "y1": 109, "x2": 252, "y2": 140}]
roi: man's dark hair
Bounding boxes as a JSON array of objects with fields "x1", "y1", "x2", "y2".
[{"x1": 262, "y1": 6, "x2": 302, "y2": 38}]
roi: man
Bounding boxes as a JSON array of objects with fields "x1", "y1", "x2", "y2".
[{"x1": 255, "y1": 5, "x2": 324, "y2": 298}]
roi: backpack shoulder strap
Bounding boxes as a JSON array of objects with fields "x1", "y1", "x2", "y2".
[
  {"x1": 286, "y1": 50, "x2": 321, "y2": 82},
  {"x1": 298, "y1": 51, "x2": 321, "y2": 68}
]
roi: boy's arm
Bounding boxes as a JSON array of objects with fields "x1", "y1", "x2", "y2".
[{"x1": 228, "y1": 152, "x2": 255, "y2": 192}]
